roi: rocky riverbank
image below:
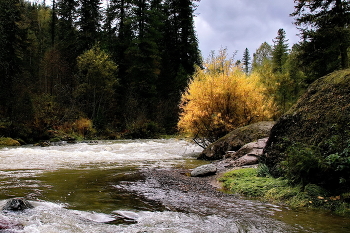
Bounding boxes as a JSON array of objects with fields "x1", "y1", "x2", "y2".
[{"x1": 117, "y1": 165, "x2": 261, "y2": 215}]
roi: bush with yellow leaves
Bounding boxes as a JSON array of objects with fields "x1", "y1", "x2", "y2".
[{"x1": 178, "y1": 49, "x2": 275, "y2": 144}]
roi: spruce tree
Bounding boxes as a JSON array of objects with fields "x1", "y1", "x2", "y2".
[
  {"x1": 242, "y1": 48, "x2": 251, "y2": 74},
  {"x1": 272, "y1": 28, "x2": 288, "y2": 73},
  {"x1": 292, "y1": 0, "x2": 350, "y2": 79},
  {"x1": 78, "y1": 0, "x2": 102, "y2": 51},
  {"x1": 0, "y1": 0, "x2": 26, "y2": 117}
]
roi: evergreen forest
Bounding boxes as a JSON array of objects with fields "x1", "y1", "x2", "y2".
[
  {"x1": 1, "y1": 0, "x2": 349, "y2": 144},
  {"x1": 0, "y1": 0, "x2": 201, "y2": 142}
]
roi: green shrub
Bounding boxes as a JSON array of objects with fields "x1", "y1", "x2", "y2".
[
  {"x1": 325, "y1": 140, "x2": 350, "y2": 185},
  {"x1": 124, "y1": 121, "x2": 163, "y2": 139},
  {"x1": 0, "y1": 137, "x2": 21, "y2": 146},
  {"x1": 304, "y1": 184, "x2": 329, "y2": 197},
  {"x1": 281, "y1": 144, "x2": 325, "y2": 185},
  {"x1": 279, "y1": 141, "x2": 350, "y2": 190},
  {"x1": 257, "y1": 163, "x2": 271, "y2": 177}
]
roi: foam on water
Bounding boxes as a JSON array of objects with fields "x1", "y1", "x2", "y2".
[
  {"x1": 0, "y1": 139, "x2": 329, "y2": 232},
  {"x1": 0, "y1": 200, "x2": 287, "y2": 233}
]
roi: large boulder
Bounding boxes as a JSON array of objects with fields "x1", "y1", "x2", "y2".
[
  {"x1": 262, "y1": 69, "x2": 350, "y2": 186},
  {"x1": 198, "y1": 121, "x2": 275, "y2": 160}
]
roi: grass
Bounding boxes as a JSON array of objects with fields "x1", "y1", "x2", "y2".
[{"x1": 219, "y1": 167, "x2": 350, "y2": 216}]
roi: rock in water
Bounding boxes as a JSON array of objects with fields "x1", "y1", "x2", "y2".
[
  {"x1": 191, "y1": 164, "x2": 217, "y2": 177},
  {"x1": 2, "y1": 198, "x2": 33, "y2": 211}
]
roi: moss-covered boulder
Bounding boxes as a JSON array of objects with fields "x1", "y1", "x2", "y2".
[
  {"x1": 262, "y1": 69, "x2": 350, "y2": 189},
  {"x1": 0, "y1": 137, "x2": 21, "y2": 146},
  {"x1": 198, "y1": 121, "x2": 275, "y2": 160}
]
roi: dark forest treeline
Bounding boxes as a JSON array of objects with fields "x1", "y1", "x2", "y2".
[
  {"x1": 0, "y1": 0, "x2": 201, "y2": 142},
  {"x1": 2, "y1": 0, "x2": 350, "y2": 143}
]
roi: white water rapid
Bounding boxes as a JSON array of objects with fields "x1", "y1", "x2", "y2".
[{"x1": 1, "y1": 139, "x2": 350, "y2": 232}]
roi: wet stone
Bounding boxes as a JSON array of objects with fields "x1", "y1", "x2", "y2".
[
  {"x1": 2, "y1": 198, "x2": 33, "y2": 212},
  {"x1": 190, "y1": 164, "x2": 217, "y2": 177}
]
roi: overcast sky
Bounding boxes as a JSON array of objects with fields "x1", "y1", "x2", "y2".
[{"x1": 194, "y1": 0, "x2": 301, "y2": 60}]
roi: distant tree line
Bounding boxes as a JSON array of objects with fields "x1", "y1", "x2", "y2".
[
  {"x1": 1, "y1": 0, "x2": 349, "y2": 143},
  {"x1": 0, "y1": 0, "x2": 201, "y2": 142}
]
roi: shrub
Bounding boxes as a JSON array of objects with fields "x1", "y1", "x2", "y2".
[
  {"x1": 73, "y1": 118, "x2": 94, "y2": 138},
  {"x1": 281, "y1": 144, "x2": 324, "y2": 185},
  {"x1": 57, "y1": 117, "x2": 95, "y2": 139},
  {"x1": 280, "y1": 141, "x2": 350, "y2": 190},
  {"x1": 178, "y1": 49, "x2": 274, "y2": 142},
  {"x1": 124, "y1": 120, "x2": 163, "y2": 139},
  {"x1": 257, "y1": 163, "x2": 272, "y2": 177},
  {"x1": 0, "y1": 137, "x2": 21, "y2": 146}
]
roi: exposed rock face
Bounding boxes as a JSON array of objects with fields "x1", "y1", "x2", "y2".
[
  {"x1": 225, "y1": 138, "x2": 268, "y2": 167},
  {"x1": 198, "y1": 121, "x2": 275, "y2": 160},
  {"x1": 191, "y1": 164, "x2": 217, "y2": 177},
  {"x1": 228, "y1": 138, "x2": 268, "y2": 159},
  {"x1": 2, "y1": 198, "x2": 33, "y2": 211},
  {"x1": 193, "y1": 138, "x2": 269, "y2": 175},
  {"x1": 262, "y1": 69, "x2": 350, "y2": 176}
]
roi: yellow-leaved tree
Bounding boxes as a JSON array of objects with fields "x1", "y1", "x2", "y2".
[{"x1": 178, "y1": 49, "x2": 275, "y2": 146}]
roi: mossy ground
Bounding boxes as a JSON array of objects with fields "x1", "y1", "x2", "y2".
[
  {"x1": 261, "y1": 69, "x2": 350, "y2": 192},
  {"x1": 219, "y1": 168, "x2": 350, "y2": 216},
  {"x1": 0, "y1": 137, "x2": 21, "y2": 146}
]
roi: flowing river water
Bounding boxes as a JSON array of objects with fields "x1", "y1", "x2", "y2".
[{"x1": 0, "y1": 139, "x2": 350, "y2": 232}]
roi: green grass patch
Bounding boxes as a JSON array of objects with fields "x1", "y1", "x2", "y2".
[{"x1": 219, "y1": 168, "x2": 350, "y2": 216}]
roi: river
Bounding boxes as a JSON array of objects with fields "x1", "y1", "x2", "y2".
[{"x1": 0, "y1": 139, "x2": 350, "y2": 232}]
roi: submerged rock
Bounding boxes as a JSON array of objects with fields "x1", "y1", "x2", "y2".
[
  {"x1": 191, "y1": 164, "x2": 217, "y2": 177},
  {"x1": 2, "y1": 198, "x2": 33, "y2": 211},
  {"x1": 198, "y1": 121, "x2": 275, "y2": 160},
  {"x1": 113, "y1": 210, "x2": 139, "y2": 223}
]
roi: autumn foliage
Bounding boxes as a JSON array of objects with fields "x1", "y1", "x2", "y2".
[{"x1": 178, "y1": 50, "x2": 275, "y2": 142}]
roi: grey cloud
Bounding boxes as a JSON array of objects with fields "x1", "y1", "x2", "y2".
[{"x1": 194, "y1": 0, "x2": 300, "y2": 59}]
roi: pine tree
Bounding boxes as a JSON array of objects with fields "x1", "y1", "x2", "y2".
[
  {"x1": 0, "y1": 0, "x2": 26, "y2": 117},
  {"x1": 292, "y1": 0, "x2": 350, "y2": 79},
  {"x1": 272, "y1": 28, "x2": 288, "y2": 73},
  {"x1": 78, "y1": 0, "x2": 102, "y2": 51},
  {"x1": 242, "y1": 48, "x2": 251, "y2": 74},
  {"x1": 157, "y1": 0, "x2": 201, "y2": 132},
  {"x1": 57, "y1": 0, "x2": 78, "y2": 45}
]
